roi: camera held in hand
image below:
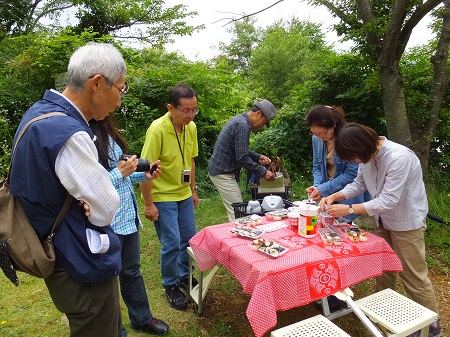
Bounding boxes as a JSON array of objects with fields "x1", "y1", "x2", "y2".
[{"x1": 120, "y1": 154, "x2": 152, "y2": 172}]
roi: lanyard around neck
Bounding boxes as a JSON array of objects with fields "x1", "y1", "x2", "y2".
[{"x1": 172, "y1": 122, "x2": 186, "y2": 167}]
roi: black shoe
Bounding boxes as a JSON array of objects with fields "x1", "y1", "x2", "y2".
[
  {"x1": 164, "y1": 285, "x2": 188, "y2": 310},
  {"x1": 179, "y1": 276, "x2": 199, "y2": 291},
  {"x1": 131, "y1": 318, "x2": 169, "y2": 335}
]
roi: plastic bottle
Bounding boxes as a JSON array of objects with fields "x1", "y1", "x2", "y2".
[{"x1": 298, "y1": 204, "x2": 319, "y2": 238}]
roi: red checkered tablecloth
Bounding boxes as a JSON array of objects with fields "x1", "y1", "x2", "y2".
[{"x1": 189, "y1": 221, "x2": 403, "y2": 337}]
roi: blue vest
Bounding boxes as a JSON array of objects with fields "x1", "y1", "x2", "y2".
[{"x1": 10, "y1": 90, "x2": 122, "y2": 283}]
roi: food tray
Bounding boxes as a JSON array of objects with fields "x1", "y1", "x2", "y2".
[
  {"x1": 344, "y1": 227, "x2": 368, "y2": 242},
  {"x1": 318, "y1": 227, "x2": 344, "y2": 246},
  {"x1": 250, "y1": 238, "x2": 288, "y2": 258},
  {"x1": 230, "y1": 226, "x2": 263, "y2": 239},
  {"x1": 232, "y1": 199, "x2": 293, "y2": 218},
  {"x1": 235, "y1": 214, "x2": 264, "y2": 227},
  {"x1": 265, "y1": 209, "x2": 289, "y2": 221}
]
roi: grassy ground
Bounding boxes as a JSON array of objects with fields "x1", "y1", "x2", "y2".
[{"x1": 1, "y1": 177, "x2": 449, "y2": 336}]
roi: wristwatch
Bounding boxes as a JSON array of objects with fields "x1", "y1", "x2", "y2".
[
  {"x1": 349, "y1": 204, "x2": 354, "y2": 214},
  {"x1": 191, "y1": 186, "x2": 198, "y2": 192}
]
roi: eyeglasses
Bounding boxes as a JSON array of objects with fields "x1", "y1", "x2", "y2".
[
  {"x1": 102, "y1": 76, "x2": 129, "y2": 99},
  {"x1": 89, "y1": 74, "x2": 129, "y2": 99},
  {"x1": 175, "y1": 107, "x2": 199, "y2": 115},
  {"x1": 309, "y1": 128, "x2": 329, "y2": 137}
]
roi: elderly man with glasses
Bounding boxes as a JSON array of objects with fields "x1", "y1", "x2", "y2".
[{"x1": 9, "y1": 42, "x2": 127, "y2": 337}]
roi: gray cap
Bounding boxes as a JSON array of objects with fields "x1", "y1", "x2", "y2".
[{"x1": 254, "y1": 99, "x2": 277, "y2": 127}]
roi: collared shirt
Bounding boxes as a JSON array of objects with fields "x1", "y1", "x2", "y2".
[
  {"x1": 108, "y1": 138, "x2": 147, "y2": 235},
  {"x1": 341, "y1": 137, "x2": 428, "y2": 231},
  {"x1": 208, "y1": 113, "x2": 265, "y2": 179},
  {"x1": 54, "y1": 134, "x2": 119, "y2": 227},
  {"x1": 141, "y1": 112, "x2": 198, "y2": 202}
]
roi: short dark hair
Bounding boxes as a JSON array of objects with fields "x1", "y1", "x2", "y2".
[
  {"x1": 168, "y1": 82, "x2": 197, "y2": 107},
  {"x1": 335, "y1": 123, "x2": 379, "y2": 163},
  {"x1": 305, "y1": 105, "x2": 347, "y2": 136}
]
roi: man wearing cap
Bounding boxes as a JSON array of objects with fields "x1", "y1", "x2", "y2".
[{"x1": 208, "y1": 99, "x2": 277, "y2": 221}]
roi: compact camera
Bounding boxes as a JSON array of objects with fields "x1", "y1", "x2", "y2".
[
  {"x1": 181, "y1": 170, "x2": 191, "y2": 184},
  {"x1": 120, "y1": 154, "x2": 157, "y2": 173}
]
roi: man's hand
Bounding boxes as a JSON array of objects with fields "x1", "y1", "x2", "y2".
[
  {"x1": 79, "y1": 200, "x2": 90, "y2": 217},
  {"x1": 259, "y1": 155, "x2": 271, "y2": 165},
  {"x1": 144, "y1": 204, "x2": 159, "y2": 222},
  {"x1": 264, "y1": 170, "x2": 275, "y2": 181},
  {"x1": 192, "y1": 190, "x2": 199, "y2": 208}
]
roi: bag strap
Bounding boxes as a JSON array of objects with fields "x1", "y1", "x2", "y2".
[
  {"x1": 12, "y1": 112, "x2": 68, "y2": 156},
  {"x1": 48, "y1": 193, "x2": 73, "y2": 241},
  {"x1": 9, "y1": 112, "x2": 73, "y2": 236},
  {"x1": 8, "y1": 112, "x2": 67, "y2": 184}
]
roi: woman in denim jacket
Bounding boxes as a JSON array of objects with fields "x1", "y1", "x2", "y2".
[{"x1": 305, "y1": 105, "x2": 370, "y2": 222}]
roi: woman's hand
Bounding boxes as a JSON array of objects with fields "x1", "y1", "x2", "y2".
[
  {"x1": 306, "y1": 186, "x2": 322, "y2": 201},
  {"x1": 144, "y1": 160, "x2": 161, "y2": 180},
  {"x1": 116, "y1": 154, "x2": 137, "y2": 178}
]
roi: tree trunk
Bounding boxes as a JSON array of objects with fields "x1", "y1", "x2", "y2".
[
  {"x1": 378, "y1": 64, "x2": 413, "y2": 148},
  {"x1": 416, "y1": 0, "x2": 450, "y2": 174}
]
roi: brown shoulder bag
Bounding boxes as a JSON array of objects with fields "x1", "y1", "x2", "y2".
[{"x1": 0, "y1": 112, "x2": 72, "y2": 286}]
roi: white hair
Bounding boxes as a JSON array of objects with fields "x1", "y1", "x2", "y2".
[{"x1": 66, "y1": 42, "x2": 127, "y2": 91}]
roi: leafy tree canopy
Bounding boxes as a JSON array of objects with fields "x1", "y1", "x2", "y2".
[
  {"x1": 0, "y1": 0, "x2": 203, "y2": 45},
  {"x1": 248, "y1": 18, "x2": 334, "y2": 107}
]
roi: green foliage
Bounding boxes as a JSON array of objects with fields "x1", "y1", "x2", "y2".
[
  {"x1": 289, "y1": 52, "x2": 385, "y2": 130},
  {"x1": 401, "y1": 45, "x2": 435, "y2": 125},
  {"x1": 400, "y1": 45, "x2": 450, "y2": 169},
  {"x1": 248, "y1": 18, "x2": 333, "y2": 107},
  {"x1": 74, "y1": 0, "x2": 203, "y2": 45},
  {"x1": 425, "y1": 168, "x2": 450, "y2": 266},
  {"x1": 0, "y1": 0, "x2": 202, "y2": 46},
  {"x1": 217, "y1": 16, "x2": 263, "y2": 76},
  {"x1": 251, "y1": 107, "x2": 312, "y2": 178},
  {"x1": 115, "y1": 48, "x2": 250, "y2": 167},
  {"x1": 0, "y1": 29, "x2": 109, "y2": 177}
]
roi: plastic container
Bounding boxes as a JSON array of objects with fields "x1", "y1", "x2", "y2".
[
  {"x1": 318, "y1": 211, "x2": 335, "y2": 227},
  {"x1": 288, "y1": 211, "x2": 300, "y2": 231},
  {"x1": 298, "y1": 204, "x2": 319, "y2": 238},
  {"x1": 246, "y1": 200, "x2": 262, "y2": 214}
]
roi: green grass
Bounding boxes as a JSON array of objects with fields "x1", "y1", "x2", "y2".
[{"x1": 1, "y1": 176, "x2": 449, "y2": 336}]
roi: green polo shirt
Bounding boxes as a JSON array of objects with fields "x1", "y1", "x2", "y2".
[{"x1": 141, "y1": 112, "x2": 198, "y2": 202}]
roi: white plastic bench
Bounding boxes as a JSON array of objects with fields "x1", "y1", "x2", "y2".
[
  {"x1": 354, "y1": 288, "x2": 438, "y2": 337},
  {"x1": 271, "y1": 314, "x2": 351, "y2": 337}
]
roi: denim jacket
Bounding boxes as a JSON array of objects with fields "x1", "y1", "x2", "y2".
[{"x1": 311, "y1": 135, "x2": 371, "y2": 221}]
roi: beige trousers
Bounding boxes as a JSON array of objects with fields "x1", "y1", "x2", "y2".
[
  {"x1": 374, "y1": 222, "x2": 439, "y2": 314},
  {"x1": 209, "y1": 173, "x2": 243, "y2": 221}
]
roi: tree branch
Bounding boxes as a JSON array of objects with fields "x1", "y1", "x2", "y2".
[
  {"x1": 398, "y1": 0, "x2": 442, "y2": 54},
  {"x1": 222, "y1": 0, "x2": 284, "y2": 26}
]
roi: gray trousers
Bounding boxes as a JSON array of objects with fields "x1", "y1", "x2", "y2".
[{"x1": 45, "y1": 270, "x2": 122, "y2": 337}]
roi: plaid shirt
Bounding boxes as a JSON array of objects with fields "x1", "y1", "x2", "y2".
[
  {"x1": 108, "y1": 138, "x2": 148, "y2": 235},
  {"x1": 208, "y1": 113, "x2": 266, "y2": 179}
]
